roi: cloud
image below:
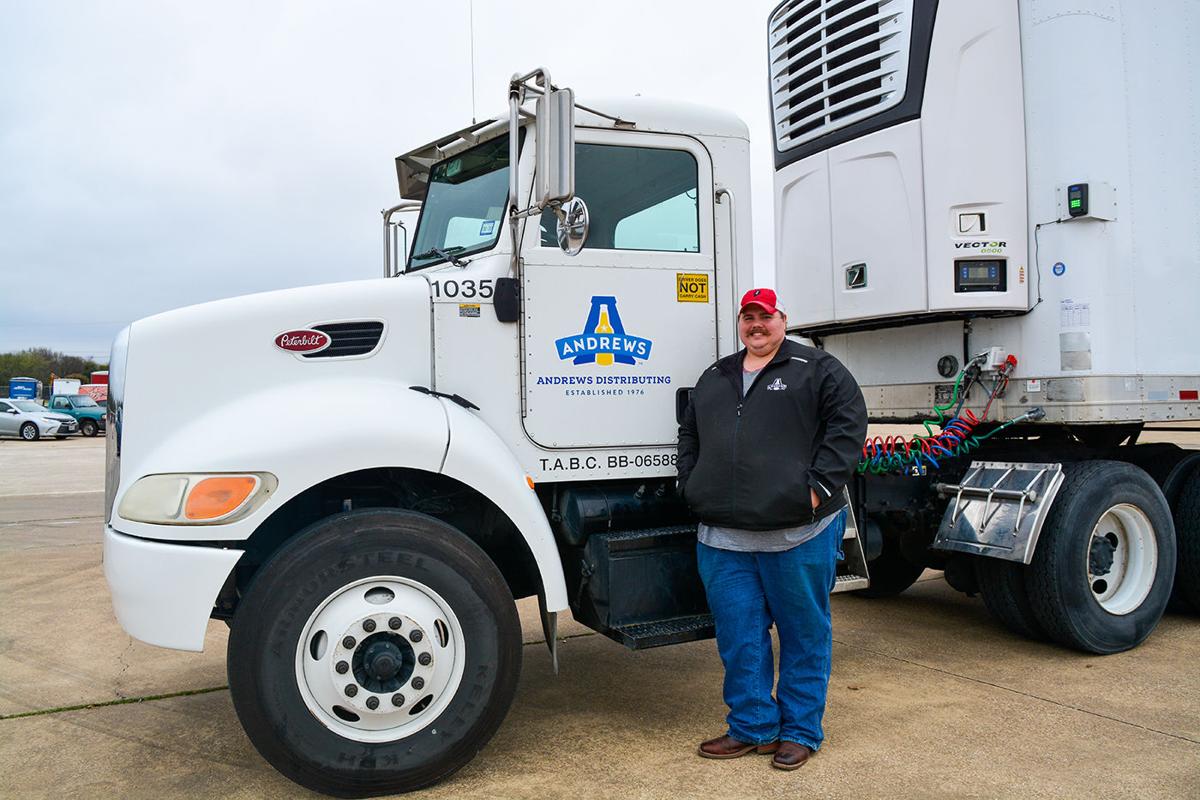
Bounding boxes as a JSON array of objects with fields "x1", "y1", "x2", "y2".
[{"x1": 0, "y1": 0, "x2": 779, "y2": 357}]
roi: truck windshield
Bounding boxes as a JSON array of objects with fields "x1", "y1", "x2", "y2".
[
  {"x1": 407, "y1": 132, "x2": 519, "y2": 272},
  {"x1": 70, "y1": 396, "x2": 98, "y2": 408}
]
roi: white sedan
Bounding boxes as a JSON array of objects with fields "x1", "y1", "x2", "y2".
[{"x1": 0, "y1": 399, "x2": 79, "y2": 440}]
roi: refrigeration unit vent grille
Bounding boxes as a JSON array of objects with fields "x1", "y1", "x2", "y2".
[
  {"x1": 305, "y1": 321, "x2": 386, "y2": 358},
  {"x1": 769, "y1": 0, "x2": 914, "y2": 152}
]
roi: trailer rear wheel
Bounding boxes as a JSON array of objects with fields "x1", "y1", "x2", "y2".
[
  {"x1": 975, "y1": 558, "x2": 1045, "y2": 641},
  {"x1": 228, "y1": 509, "x2": 522, "y2": 797},
  {"x1": 1027, "y1": 461, "x2": 1175, "y2": 654},
  {"x1": 1171, "y1": 464, "x2": 1200, "y2": 612}
]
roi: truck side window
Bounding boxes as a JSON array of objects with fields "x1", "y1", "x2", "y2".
[
  {"x1": 52, "y1": 398, "x2": 69, "y2": 409},
  {"x1": 540, "y1": 144, "x2": 699, "y2": 252}
]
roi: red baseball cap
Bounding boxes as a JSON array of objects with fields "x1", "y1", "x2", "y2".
[{"x1": 739, "y1": 287, "x2": 785, "y2": 315}]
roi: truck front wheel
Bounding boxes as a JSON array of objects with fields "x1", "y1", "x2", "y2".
[
  {"x1": 227, "y1": 509, "x2": 522, "y2": 797},
  {"x1": 80, "y1": 419, "x2": 98, "y2": 437},
  {"x1": 1027, "y1": 461, "x2": 1175, "y2": 654}
]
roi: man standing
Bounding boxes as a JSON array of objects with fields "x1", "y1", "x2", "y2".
[{"x1": 677, "y1": 288, "x2": 867, "y2": 771}]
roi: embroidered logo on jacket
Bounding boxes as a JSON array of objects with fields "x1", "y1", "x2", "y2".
[{"x1": 767, "y1": 377, "x2": 787, "y2": 391}]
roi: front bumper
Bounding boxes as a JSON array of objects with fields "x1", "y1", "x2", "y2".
[
  {"x1": 103, "y1": 526, "x2": 243, "y2": 652},
  {"x1": 40, "y1": 420, "x2": 77, "y2": 435}
]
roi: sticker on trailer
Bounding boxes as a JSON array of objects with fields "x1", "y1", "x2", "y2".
[
  {"x1": 459, "y1": 304, "x2": 480, "y2": 318},
  {"x1": 1026, "y1": 379, "x2": 1042, "y2": 393},
  {"x1": 676, "y1": 273, "x2": 709, "y2": 303}
]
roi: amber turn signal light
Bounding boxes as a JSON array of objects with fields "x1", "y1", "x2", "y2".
[{"x1": 184, "y1": 476, "x2": 259, "y2": 520}]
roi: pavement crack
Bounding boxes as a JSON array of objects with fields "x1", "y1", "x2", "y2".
[
  {"x1": 833, "y1": 638, "x2": 1200, "y2": 747},
  {"x1": 0, "y1": 685, "x2": 229, "y2": 721},
  {"x1": 115, "y1": 637, "x2": 134, "y2": 698}
]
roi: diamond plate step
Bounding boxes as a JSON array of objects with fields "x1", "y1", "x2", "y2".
[
  {"x1": 833, "y1": 574, "x2": 870, "y2": 593},
  {"x1": 610, "y1": 613, "x2": 715, "y2": 650}
]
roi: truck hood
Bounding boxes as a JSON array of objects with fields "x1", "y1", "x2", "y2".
[{"x1": 118, "y1": 276, "x2": 432, "y2": 476}]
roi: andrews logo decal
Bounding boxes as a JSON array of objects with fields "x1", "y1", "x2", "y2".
[{"x1": 554, "y1": 295, "x2": 652, "y2": 366}]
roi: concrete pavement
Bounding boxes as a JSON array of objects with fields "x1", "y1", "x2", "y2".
[{"x1": 1, "y1": 437, "x2": 1198, "y2": 799}]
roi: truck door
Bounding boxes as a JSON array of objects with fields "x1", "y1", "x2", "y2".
[{"x1": 521, "y1": 131, "x2": 717, "y2": 449}]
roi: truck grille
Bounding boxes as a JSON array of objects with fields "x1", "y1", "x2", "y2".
[
  {"x1": 304, "y1": 321, "x2": 386, "y2": 359},
  {"x1": 769, "y1": 0, "x2": 913, "y2": 152}
]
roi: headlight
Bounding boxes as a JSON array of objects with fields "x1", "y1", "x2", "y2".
[
  {"x1": 118, "y1": 472, "x2": 278, "y2": 525},
  {"x1": 42, "y1": 417, "x2": 61, "y2": 425}
]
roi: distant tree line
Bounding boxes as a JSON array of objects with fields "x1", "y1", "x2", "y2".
[{"x1": 1, "y1": 348, "x2": 109, "y2": 390}]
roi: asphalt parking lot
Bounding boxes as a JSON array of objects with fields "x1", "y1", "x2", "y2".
[{"x1": 1, "y1": 434, "x2": 1198, "y2": 799}]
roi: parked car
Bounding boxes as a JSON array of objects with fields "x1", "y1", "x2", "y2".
[
  {"x1": 0, "y1": 399, "x2": 78, "y2": 440},
  {"x1": 46, "y1": 394, "x2": 106, "y2": 437}
]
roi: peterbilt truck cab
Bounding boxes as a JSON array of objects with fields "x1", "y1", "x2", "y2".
[{"x1": 104, "y1": 72, "x2": 842, "y2": 796}]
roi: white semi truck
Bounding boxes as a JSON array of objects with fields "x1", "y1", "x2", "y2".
[{"x1": 103, "y1": 1, "x2": 1198, "y2": 795}]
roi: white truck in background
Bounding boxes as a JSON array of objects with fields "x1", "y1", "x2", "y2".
[{"x1": 103, "y1": 1, "x2": 1198, "y2": 795}]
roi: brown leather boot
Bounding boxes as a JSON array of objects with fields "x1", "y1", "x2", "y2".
[
  {"x1": 697, "y1": 734, "x2": 780, "y2": 759},
  {"x1": 771, "y1": 741, "x2": 814, "y2": 770}
]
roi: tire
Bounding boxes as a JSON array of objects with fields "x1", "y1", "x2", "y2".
[
  {"x1": 80, "y1": 419, "x2": 98, "y2": 437},
  {"x1": 1027, "y1": 461, "x2": 1176, "y2": 654},
  {"x1": 857, "y1": 534, "x2": 925, "y2": 598},
  {"x1": 1171, "y1": 464, "x2": 1200, "y2": 613},
  {"x1": 20, "y1": 422, "x2": 39, "y2": 441},
  {"x1": 228, "y1": 509, "x2": 522, "y2": 797},
  {"x1": 975, "y1": 557, "x2": 1045, "y2": 641}
]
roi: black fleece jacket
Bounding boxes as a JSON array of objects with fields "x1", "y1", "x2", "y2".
[{"x1": 677, "y1": 338, "x2": 867, "y2": 530}]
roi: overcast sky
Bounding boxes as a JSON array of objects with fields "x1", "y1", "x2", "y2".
[{"x1": 1, "y1": 0, "x2": 781, "y2": 360}]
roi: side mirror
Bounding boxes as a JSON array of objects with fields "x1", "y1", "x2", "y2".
[
  {"x1": 556, "y1": 197, "x2": 589, "y2": 256},
  {"x1": 535, "y1": 88, "x2": 575, "y2": 209}
]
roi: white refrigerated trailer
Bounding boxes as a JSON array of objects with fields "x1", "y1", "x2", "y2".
[
  {"x1": 768, "y1": 0, "x2": 1199, "y2": 653},
  {"x1": 102, "y1": 0, "x2": 1198, "y2": 795}
]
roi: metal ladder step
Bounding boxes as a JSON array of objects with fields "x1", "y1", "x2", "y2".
[
  {"x1": 610, "y1": 613, "x2": 715, "y2": 650},
  {"x1": 833, "y1": 573, "x2": 869, "y2": 593}
]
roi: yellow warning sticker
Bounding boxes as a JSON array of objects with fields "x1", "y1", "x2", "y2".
[{"x1": 676, "y1": 273, "x2": 709, "y2": 303}]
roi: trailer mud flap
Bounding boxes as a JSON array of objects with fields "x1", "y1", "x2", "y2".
[{"x1": 932, "y1": 461, "x2": 1066, "y2": 564}]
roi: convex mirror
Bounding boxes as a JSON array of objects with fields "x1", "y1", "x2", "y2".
[{"x1": 556, "y1": 197, "x2": 589, "y2": 256}]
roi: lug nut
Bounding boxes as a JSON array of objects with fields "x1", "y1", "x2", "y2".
[
  {"x1": 412, "y1": 676, "x2": 425, "y2": 690},
  {"x1": 391, "y1": 693, "x2": 405, "y2": 707},
  {"x1": 388, "y1": 616, "x2": 402, "y2": 630},
  {"x1": 418, "y1": 652, "x2": 432, "y2": 666},
  {"x1": 335, "y1": 660, "x2": 349, "y2": 674},
  {"x1": 344, "y1": 684, "x2": 358, "y2": 698},
  {"x1": 410, "y1": 630, "x2": 423, "y2": 643},
  {"x1": 366, "y1": 696, "x2": 380, "y2": 710},
  {"x1": 342, "y1": 636, "x2": 356, "y2": 649},
  {"x1": 363, "y1": 619, "x2": 377, "y2": 633}
]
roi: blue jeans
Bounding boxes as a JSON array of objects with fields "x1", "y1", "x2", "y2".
[{"x1": 696, "y1": 511, "x2": 844, "y2": 750}]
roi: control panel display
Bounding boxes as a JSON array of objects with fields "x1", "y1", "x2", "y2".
[{"x1": 954, "y1": 259, "x2": 1007, "y2": 293}]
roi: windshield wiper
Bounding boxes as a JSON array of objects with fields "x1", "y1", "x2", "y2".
[{"x1": 412, "y1": 245, "x2": 468, "y2": 267}]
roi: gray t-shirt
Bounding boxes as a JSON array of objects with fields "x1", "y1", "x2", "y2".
[{"x1": 695, "y1": 366, "x2": 836, "y2": 552}]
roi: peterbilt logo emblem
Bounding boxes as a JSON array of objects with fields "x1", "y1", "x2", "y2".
[{"x1": 274, "y1": 329, "x2": 330, "y2": 353}]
